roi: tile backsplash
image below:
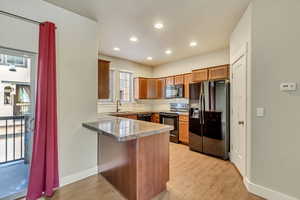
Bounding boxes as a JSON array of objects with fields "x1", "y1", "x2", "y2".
[{"x1": 97, "y1": 99, "x2": 188, "y2": 113}]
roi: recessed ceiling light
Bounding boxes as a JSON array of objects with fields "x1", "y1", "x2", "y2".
[
  {"x1": 165, "y1": 49, "x2": 172, "y2": 55},
  {"x1": 147, "y1": 56, "x2": 153, "y2": 60},
  {"x1": 130, "y1": 36, "x2": 138, "y2": 42},
  {"x1": 113, "y1": 47, "x2": 120, "y2": 51},
  {"x1": 154, "y1": 22, "x2": 164, "y2": 29},
  {"x1": 190, "y1": 41, "x2": 197, "y2": 47}
]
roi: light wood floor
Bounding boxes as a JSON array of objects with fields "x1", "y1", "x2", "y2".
[{"x1": 23, "y1": 143, "x2": 264, "y2": 200}]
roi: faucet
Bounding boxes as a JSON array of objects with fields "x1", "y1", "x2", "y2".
[
  {"x1": 116, "y1": 99, "x2": 122, "y2": 112},
  {"x1": 116, "y1": 90, "x2": 123, "y2": 112}
]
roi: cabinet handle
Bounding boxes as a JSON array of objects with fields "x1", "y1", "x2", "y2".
[{"x1": 238, "y1": 121, "x2": 245, "y2": 125}]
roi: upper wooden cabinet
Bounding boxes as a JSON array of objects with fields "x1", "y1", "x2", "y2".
[
  {"x1": 98, "y1": 60, "x2": 110, "y2": 99},
  {"x1": 184, "y1": 73, "x2": 192, "y2": 98},
  {"x1": 147, "y1": 79, "x2": 157, "y2": 99},
  {"x1": 165, "y1": 76, "x2": 175, "y2": 85},
  {"x1": 192, "y1": 69, "x2": 208, "y2": 82},
  {"x1": 157, "y1": 78, "x2": 166, "y2": 99},
  {"x1": 134, "y1": 78, "x2": 148, "y2": 99},
  {"x1": 174, "y1": 75, "x2": 184, "y2": 85},
  {"x1": 134, "y1": 64, "x2": 229, "y2": 100},
  {"x1": 135, "y1": 78, "x2": 165, "y2": 99},
  {"x1": 208, "y1": 65, "x2": 229, "y2": 80}
]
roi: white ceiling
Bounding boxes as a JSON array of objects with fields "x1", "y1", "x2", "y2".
[{"x1": 45, "y1": 0, "x2": 251, "y2": 66}]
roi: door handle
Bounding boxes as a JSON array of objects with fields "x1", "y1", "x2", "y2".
[{"x1": 238, "y1": 121, "x2": 245, "y2": 125}]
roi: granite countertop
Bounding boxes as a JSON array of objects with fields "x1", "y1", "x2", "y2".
[{"x1": 82, "y1": 115, "x2": 173, "y2": 142}]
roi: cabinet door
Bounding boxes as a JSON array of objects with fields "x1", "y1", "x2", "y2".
[
  {"x1": 165, "y1": 76, "x2": 175, "y2": 85},
  {"x1": 151, "y1": 113, "x2": 160, "y2": 123},
  {"x1": 184, "y1": 73, "x2": 192, "y2": 98},
  {"x1": 157, "y1": 78, "x2": 166, "y2": 99},
  {"x1": 135, "y1": 78, "x2": 148, "y2": 99},
  {"x1": 179, "y1": 121, "x2": 189, "y2": 144},
  {"x1": 192, "y1": 69, "x2": 208, "y2": 82},
  {"x1": 98, "y1": 60, "x2": 110, "y2": 99},
  {"x1": 208, "y1": 65, "x2": 229, "y2": 80},
  {"x1": 127, "y1": 115, "x2": 137, "y2": 120},
  {"x1": 174, "y1": 75, "x2": 184, "y2": 85},
  {"x1": 147, "y1": 79, "x2": 157, "y2": 99}
]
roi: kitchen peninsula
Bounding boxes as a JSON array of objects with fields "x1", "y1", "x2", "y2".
[{"x1": 82, "y1": 115, "x2": 173, "y2": 200}]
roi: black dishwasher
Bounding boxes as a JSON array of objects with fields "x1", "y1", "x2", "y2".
[
  {"x1": 137, "y1": 113, "x2": 152, "y2": 122},
  {"x1": 159, "y1": 112, "x2": 178, "y2": 143}
]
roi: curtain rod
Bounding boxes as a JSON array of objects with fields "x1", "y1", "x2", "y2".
[{"x1": 0, "y1": 10, "x2": 42, "y2": 25}]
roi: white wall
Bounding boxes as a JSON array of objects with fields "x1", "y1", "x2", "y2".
[
  {"x1": 230, "y1": 2, "x2": 252, "y2": 180},
  {"x1": 97, "y1": 54, "x2": 153, "y2": 113},
  {"x1": 152, "y1": 48, "x2": 229, "y2": 77},
  {"x1": 0, "y1": 0, "x2": 99, "y2": 184},
  {"x1": 250, "y1": 0, "x2": 300, "y2": 199}
]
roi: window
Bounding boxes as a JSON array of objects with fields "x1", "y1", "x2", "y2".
[
  {"x1": 0, "y1": 54, "x2": 28, "y2": 67},
  {"x1": 99, "y1": 69, "x2": 115, "y2": 102},
  {"x1": 119, "y1": 71, "x2": 133, "y2": 102}
]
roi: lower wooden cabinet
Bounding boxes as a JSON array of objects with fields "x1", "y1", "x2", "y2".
[
  {"x1": 123, "y1": 115, "x2": 138, "y2": 120},
  {"x1": 179, "y1": 115, "x2": 189, "y2": 144},
  {"x1": 151, "y1": 113, "x2": 160, "y2": 123}
]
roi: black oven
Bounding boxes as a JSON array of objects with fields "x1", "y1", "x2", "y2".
[
  {"x1": 159, "y1": 112, "x2": 179, "y2": 143},
  {"x1": 165, "y1": 84, "x2": 184, "y2": 99}
]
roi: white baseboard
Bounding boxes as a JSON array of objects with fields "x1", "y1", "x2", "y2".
[
  {"x1": 60, "y1": 166, "x2": 98, "y2": 187},
  {"x1": 244, "y1": 177, "x2": 299, "y2": 200}
]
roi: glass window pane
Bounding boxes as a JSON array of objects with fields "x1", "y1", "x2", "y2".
[{"x1": 119, "y1": 71, "x2": 132, "y2": 102}]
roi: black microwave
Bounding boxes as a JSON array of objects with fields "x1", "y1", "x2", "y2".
[{"x1": 165, "y1": 84, "x2": 184, "y2": 99}]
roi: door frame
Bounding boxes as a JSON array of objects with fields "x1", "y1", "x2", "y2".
[
  {"x1": 230, "y1": 43, "x2": 249, "y2": 178},
  {"x1": 0, "y1": 46, "x2": 37, "y2": 200}
]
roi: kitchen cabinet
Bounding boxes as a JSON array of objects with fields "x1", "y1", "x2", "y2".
[
  {"x1": 165, "y1": 76, "x2": 175, "y2": 85},
  {"x1": 98, "y1": 59, "x2": 110, "y2": 99},
  {"x1": 151, "y1": 113, "x2": 160, "y2": 123},
  {"x1": 184, "y1": 73, "x2": 192, "y2": 98},
  {"x1": 157, "y1": 78, "x2": 165, "y2": 99},
  {"x1": 174, "y1": 75, "x2": 184, "y2": 85},
  {"x1": 208, "y1": 65, "x2": 229, "y2": 80},
  {"x1": 135, "y1": 78, "x2": 165, "y2": 99},
  {"x1": 192, "y1": 69, "x2": 208, "y2": 82},
  {"x1": 179, "y1": 115, "x2": 189, "y2": 144},
  {"x1": 124, "y1": 115, "x2": 138, "y2": 120},
  {"x1": 147, "y1": 79, "x2": 157, "y2": 99},
  {"x1": 134, "y1": 78, "x2": 148, "y2": 99}
]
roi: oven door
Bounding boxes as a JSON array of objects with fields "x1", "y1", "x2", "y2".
[{"x1": 160, "y1": 114, "x2": 179, "y2": 143}]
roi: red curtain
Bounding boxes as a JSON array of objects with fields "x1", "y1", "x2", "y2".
[{"x1": 27, "y1": 22, "x2": 59, "y2": 200}]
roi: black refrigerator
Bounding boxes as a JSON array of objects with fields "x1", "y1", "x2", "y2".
[{"x1": 189, "y1": 80, "x2": 230, "y2": 160}]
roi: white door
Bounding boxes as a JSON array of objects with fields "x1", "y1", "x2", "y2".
[{"x1": 231, "y1": 50, "x2": 247, "y2": 177}]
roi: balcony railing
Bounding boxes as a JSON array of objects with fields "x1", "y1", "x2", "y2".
[{"x1": 0, "y1": 115, "x2": 30, "y2": 164}]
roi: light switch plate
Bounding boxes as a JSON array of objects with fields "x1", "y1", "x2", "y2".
[
  {"x1": 256, "y1": 107, "x2": 264, "y2": 117},
  {"x1": 280, "y1": 83, "x2": 297, "y2": 91}
]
